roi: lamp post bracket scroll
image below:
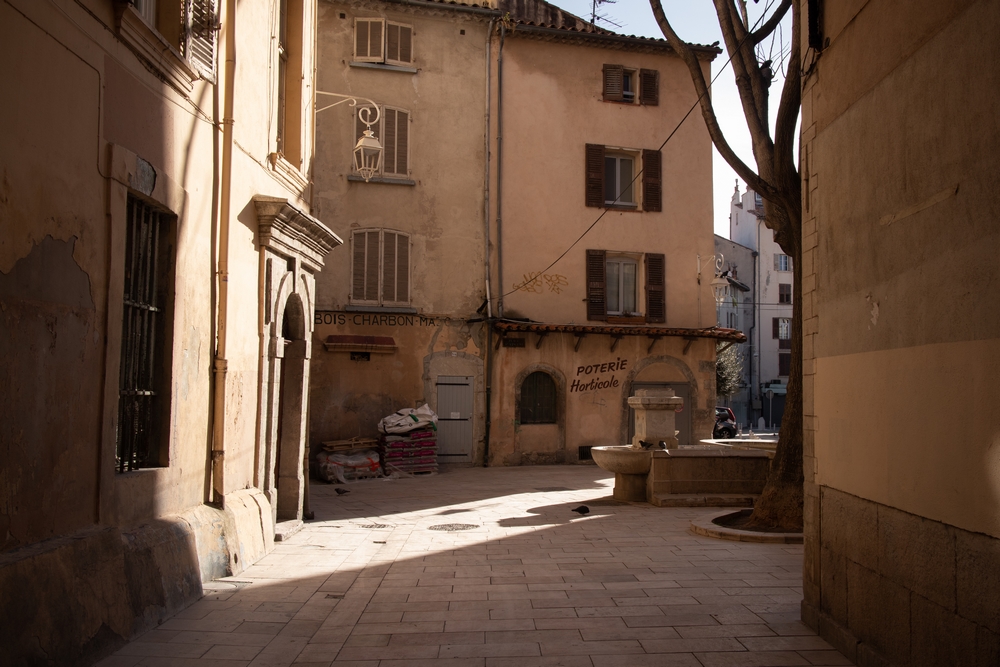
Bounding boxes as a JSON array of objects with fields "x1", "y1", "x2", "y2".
[{"x1": 316, "y1": 91, "x2": 383, "y2": 182}]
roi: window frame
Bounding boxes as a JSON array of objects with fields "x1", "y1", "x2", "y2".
[
  {"x1": 778, "y1": 282, "x2": 792, "y2": 304},
  {"x1": 778, "y1": 352, "x2": 791, "y2": 377},
  {"x1": 602, "y1": 64, "x2": 659, "y2": 105},
  {"x1": 586, "y1": 249, "x2": 665, "y2": 323},
  {"x1": 605, "y1": 255, "x2": 639, "y2": 316},
  {"x1": 774, "y1": 317, "x2": 791, "y2": 349},
  {"x1": 356, "y1": 105, "x2": 411, "y2": 179},
  {"x1": 586, "y1": 145, "x2": 661, "y2": 211},
  {"x1": 350, "y1": 228, "x2": 411, "y2": 307},
  {"x1": 604, "y1": 152, "x2": 637, "y2": 207},
  {"x1": 116, "y1": 194, "x2": 176, "y2": 472},
  {"x1": 354, "y1": 17, "x2": 414, "y2": 66},
  {"x1": 519, "y1": 371, "x2": 557, "y2": 425},
  {"x1": 774, "y1": 254, "x2": 793, "y2": 272},
  {"x1": 117, "y1": 0, "x2": 218, "y2": 90}
]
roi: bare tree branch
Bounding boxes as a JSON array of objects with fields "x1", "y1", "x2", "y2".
[
  {"x1": 772, "y1": 4, "x2": 800, "y2": 193},
  {"x1": 648, "y1": 0, "x2": 775, "y2": 199},
  {"x1": 750, "y1": 0, "x2": 791, "y2": 46}
]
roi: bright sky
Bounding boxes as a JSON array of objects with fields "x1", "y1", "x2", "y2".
[{"x1": 547, "y1": 0, "x2": 794, "y2": 238}]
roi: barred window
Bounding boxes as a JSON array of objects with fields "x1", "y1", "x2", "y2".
[
  {"x1": 519, "y1": 372, "x2": 557, "y2": 424},
  {"x1": 117, "y1": 195, "x2": 174, "y2": 472}
]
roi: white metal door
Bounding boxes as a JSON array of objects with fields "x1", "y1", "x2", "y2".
[{"x1": 436, "y1": 376, "x2": 473, "y2": 462}]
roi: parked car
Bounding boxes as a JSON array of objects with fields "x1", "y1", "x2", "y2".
[{"x1": 714, "y1": 406, "x2": 737, "y2": 439}]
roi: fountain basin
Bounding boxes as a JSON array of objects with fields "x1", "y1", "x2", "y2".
[{"x1": 591, "y1": 446, "x2": 651, "y2": 502}]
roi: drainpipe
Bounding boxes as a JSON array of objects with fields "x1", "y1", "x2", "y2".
[
  {"x1": 495, "y1": 23, "x2": 506, "y2": 318},
  {"x1": 211, "y1": 0, "x2": 237, "y2": 508},
  {"x1": 482, "y1": 18, "x2": 496, "y2": 467}
]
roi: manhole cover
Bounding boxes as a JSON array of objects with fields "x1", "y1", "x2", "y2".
[
  {"x1": 358, "y1": 524, "x2": 391, "y2": 529},
  {"x1": 428, "y1": 523, "x2": 478, "y2": 532}
]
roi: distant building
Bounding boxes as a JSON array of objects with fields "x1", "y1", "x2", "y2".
[
  {"x1": 713, "y1": 233, "x2": 753, "y2": 425},
  {"x1": 723, "y1": 182, "x2": 794, "y2": 429}
]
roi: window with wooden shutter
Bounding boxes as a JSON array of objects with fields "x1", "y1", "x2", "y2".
[
  {"x1": 184, "y1": 0, "x2": 218, "y2": 80},
  {"x1": 645, "y1": 253, "x2": 666, "y2": 323},
  {"x1": 602, "y1": 64, "x2": 624, "y2": 102},
  {"x1": 385, "y1": 22, "x2": 413, "y2": 65},
  {"x1": 778, "y1": 283, "x2": 792, "y2": 304},
  {"x1": 642, "y1": 149, "x2": 662, "y2": 212},
  {"x1": 585, "y1": 144, "x2": 605, "y2": 208},
  {"x1": 352, "y1": 230, "x2": 410, "y2": 306},
  {"x1": 355, "y1": 18, "x2": 384, "y2": 62},
  {"x1": 639, "y1": 69, "x2": 659, "y2": 105},
  {"x1": 586, "y1": 249, "x2": 608, "y2": 320},
  {"x1": 778, "y1": 353, "x2": 791, "y2": 377},
  {"x1": 382, "y1": 107, "x2": 409, "y2": 176}
]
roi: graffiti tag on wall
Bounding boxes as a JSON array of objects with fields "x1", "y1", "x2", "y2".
[
  {"x1": 570, "y1": 357, "x2": 629, "y2": 393},
  {"x1": 513, "y1": 272, "x2": 569, "y2": 294}
]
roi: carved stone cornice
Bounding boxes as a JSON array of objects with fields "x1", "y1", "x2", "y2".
[{"x1": 252, "y1": 196, "x2": 343, "y2": 272}]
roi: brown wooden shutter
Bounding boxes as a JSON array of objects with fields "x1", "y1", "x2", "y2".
[
  {"x1": 383, "y1": 108, "x2": 397, "y2": 174},
  {"x1": 386, "y1": 23, "x2": 412, "y2": 64},
  {"x1": 364, "y1": 231, "x2": 380, "y2": 301},
  {"x1": 396, "y1": 110, "x2": 409, "y2": 174},
  {"x1": 602, "y1": 64, "x2": 623, "y2": 101},
  {"x1": 586, "y1": 249, "x2": 607, "y2": 321},
  {"x1": 397, "y1": 234, "x2": 409, "y2": 303},
  {"x1": 352, "y1": 231, "x2": 367, "y2": 300},
  {"x1": 772, "y1": 317, "x2": 779, "y2": 339},
  {"x1": 355, "y1": 19, "x2": 384, "y2": 61},
  {"x1": 585, "y1": 144, "x2": 605, "y2": 208},
  {"x1": 382, "y1": 231, "x2": 397, "y2": 303},
  {"x1": 642, "y1": 149, "x2": 662, "y2": 212},
  {"x1": 184, "y1": 0, "x2": 218, "y2": 81},
  {"x1": 645, "y1": 253, "x2": 666, "y2": 323},
  {"x1": 639, "y1": 68, "x2": 659, "y2": 106}
]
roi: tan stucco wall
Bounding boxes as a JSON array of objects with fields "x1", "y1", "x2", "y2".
[
  {"x1": 497, "y1": 36, "x2": 716, "y2": 327},
  {"x1": 802, "y1": 0, "x2": 1000, "y2": 538},
  {"x1": 2, "y1": 0, "x2": 323, "y2": 660}
]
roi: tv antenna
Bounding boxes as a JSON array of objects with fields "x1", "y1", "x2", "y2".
[{"x1": 590, "y1": 0, "x2": 622, "y2": 29}]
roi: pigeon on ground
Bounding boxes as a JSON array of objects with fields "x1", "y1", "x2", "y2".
[
  {"x1": 571, "y1": 506, "x2": 590, "y2": 515},
  {"x1": 335, "y1": 487, "x2": 350, "y2": 495},
  {"x1": 639, "y1": 440, "x2": 654, "y2": 450}
]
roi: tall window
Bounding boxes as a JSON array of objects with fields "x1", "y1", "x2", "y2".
[
  {"x1": 276, "y1": 0, "x2": 288, "y2": 155},
  {"x1": 520, "y1": 372, "x2": 556, "y2": 424},
  {"x1": 779, "y1": 353, "x2": 791, "y2": 377},
  {"x1": 117, "y1": 195, "x2": 174, "y2": 472},
  {"x1": 585, "y1": 145, "x2": 661, "y2": 211},
  {"x1": 604, "y1": 154, "x2": 634, "y2": 206},
  {"x1": 778, "y1": 283, "x2": 792, "y2": 304},
  {"x1": 351, "y1": 229, "x2": 410, "y2": 306},
  {"x1": 606, "y1": 257, "x2": 637, "y2": 315},
  {"x1": 275, "y1": 0, "x2": 303, "y2": 163},
  {"x1": 586, "y1": 250, "x2": 665, "y2": 323},
  {"x1": 774, "y1": 317, "x2": 791, "y2": 349},
  {"x1": 356, "y1": 106, "x2": 410, "y2": 178},
  {"x1": 774, "y1": 254, "x2": 793, "y2": 272}
]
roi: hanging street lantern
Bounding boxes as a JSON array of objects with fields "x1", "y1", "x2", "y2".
[
  {"x1": 316, "y1": 92, "x2": 383, "y2": 182},
  {"x1": 711, "y1": 272, "x2": 730, "y2": 307}
]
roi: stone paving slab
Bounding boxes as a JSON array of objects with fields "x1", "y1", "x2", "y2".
[{"x1": 98, "y1": 466, "x2": 853, "y2": 667}]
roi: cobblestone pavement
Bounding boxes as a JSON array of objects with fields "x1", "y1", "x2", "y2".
[{"x1": 98, "y1": 465, "x2": 852, "y2": 667}]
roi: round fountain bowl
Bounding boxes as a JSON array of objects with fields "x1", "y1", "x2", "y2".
[{"x1": 591, "y1": 446, "x2": 651, "y2": 475}]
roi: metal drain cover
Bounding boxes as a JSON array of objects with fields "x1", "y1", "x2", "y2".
[
  {"x1": 359, "y1": 524, "x2": 391, "y2": 529},
  {"x1": 428, "y1": 523, "x2": 478, "y2": 532}
]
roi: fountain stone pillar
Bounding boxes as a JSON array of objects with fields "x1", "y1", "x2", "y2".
[{"x1": 629, "y1": 388, "x2": 683, "y2": 448}]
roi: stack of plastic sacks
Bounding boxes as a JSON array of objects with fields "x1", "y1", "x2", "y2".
[
  {"x1": 378, "y1": 404, "x2": 438, "y2": 475},
  {"x1": 316, "y1": 449, "x2": 382, "y2": 483}
]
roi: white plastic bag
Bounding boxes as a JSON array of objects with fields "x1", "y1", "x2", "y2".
[
  {"x1": 378, "y1": 404, "x2": 438, "y2": 434},
  {"x1": 316, "y1": 449, "x2": 382, "y2": 483}
]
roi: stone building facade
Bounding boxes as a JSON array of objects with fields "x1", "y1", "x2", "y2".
[{"x1": 0, "y1": 0, "x2": 335, "y2": 662}]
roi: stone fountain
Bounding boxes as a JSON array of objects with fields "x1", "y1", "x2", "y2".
[{"x1": 591, "y1": 388, "x2": 682, "y2": 501}]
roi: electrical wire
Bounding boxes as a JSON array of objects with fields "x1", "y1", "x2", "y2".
[{"x1": 500, "y1": 0, "x2": 782, "y2": 300}]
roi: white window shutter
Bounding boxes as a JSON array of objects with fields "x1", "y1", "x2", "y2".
[
  {"x1": 397, "y1": 234, "x2": 409, "y2": 303},
  {"x1": 184, "y1": 0, "x2": 218, "y2": 81},
  {"x1": 351, "y1": 231, "x2": 367, "y2": 301},
  {"x1": 364, "y1": 231, "x2": 380, "y2": 302}
]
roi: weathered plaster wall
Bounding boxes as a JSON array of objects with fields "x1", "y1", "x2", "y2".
[{"x1": 800, "y1": 0, "x2": 1000, "y2": 663}]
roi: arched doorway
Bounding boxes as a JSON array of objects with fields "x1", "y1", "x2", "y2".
[{"x1": 275, "y1": 294, "x2": 307, "y2": 521}]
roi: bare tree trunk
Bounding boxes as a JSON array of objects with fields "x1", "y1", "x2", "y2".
[{"x1": 650, "y1": 0, "x2": 803, "y2": 529}]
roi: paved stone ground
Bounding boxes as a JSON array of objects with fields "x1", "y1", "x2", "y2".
[{"x1": 98, "y1": 465, "x2": 852, "y2": 667}]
